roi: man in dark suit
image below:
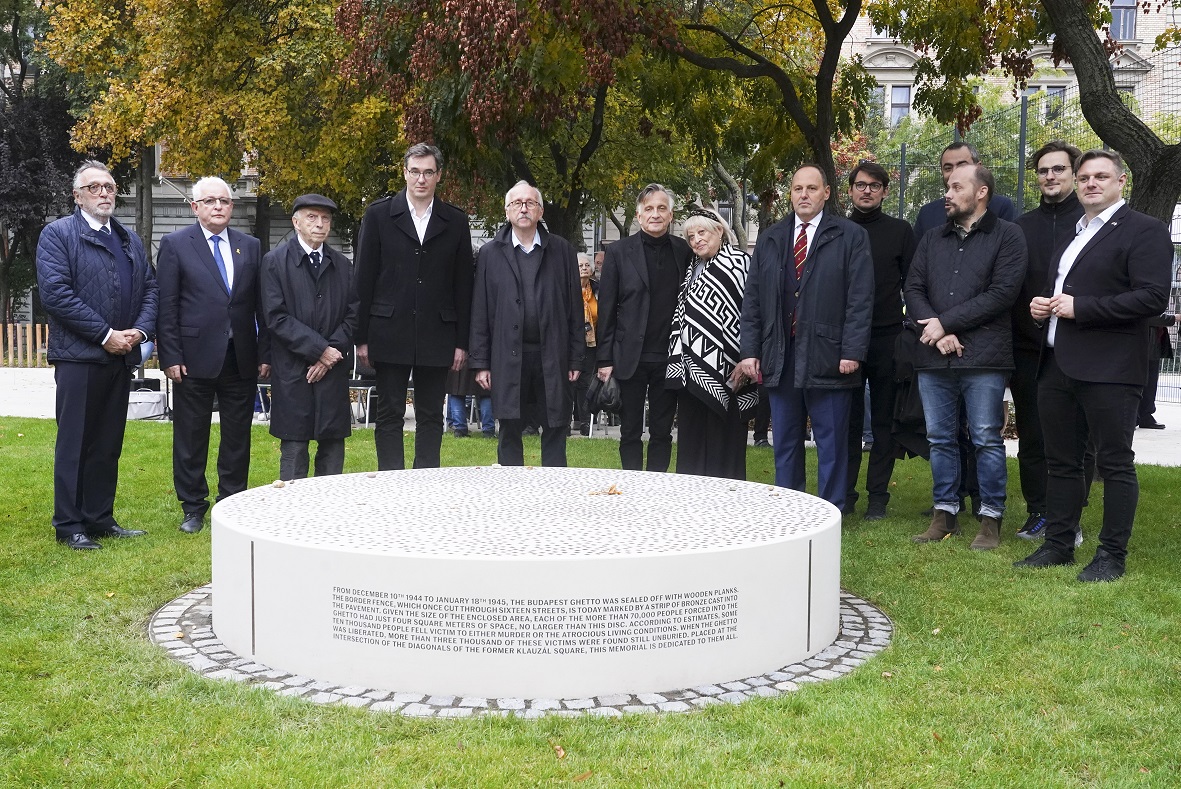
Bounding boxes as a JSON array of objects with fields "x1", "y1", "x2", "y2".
[
  {"x1": 354, "y1": 143, "x2": 474, "y2": 471},
  {"x1": 596, "y1": 184, "x2": 691, "y2": 471},
  {"x1": 36, "y1": 160, "x2": 158, "y2": 550},
  {"x1": 1015, "y1": 150, "x2": 1172, "y2": 581},
  {"x1": 735, "y1": 164, "x2": 874, "y2": 511},
  {"x1": 157, "y1": 176, "x2": 268, "y2": 534},
  {"x1": 470, "y1": 181, "x2": 583, "y2": 467}
]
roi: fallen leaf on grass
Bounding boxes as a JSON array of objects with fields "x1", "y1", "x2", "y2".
[
  {"x1": 931, "y1": 627, "x2": 941, "y2": 635},
  {"x1": 1140, "y1": 767, "x2": 1150, "y2": 773},
  {"x1": 551, "y1": 741, "x2": 566, "y2": 759},
  {"x1": 881, "y1": 671, "x2": 893, "y2": 678},
  {"x1": 932, "y1": 732, "x2": 943, "y2": 742},
  {"x1": 456, "y1": 741, "x2": 465, "y2": 751},
  {"x1": 932, "y1": 665, "x2": 942, "y2": 672},
  {"x1": 573, "y1": 771, "x2": 593, "y2": 782},
  {"x1": 105, "y1": 592, "x2": 115, "y2": 598}
]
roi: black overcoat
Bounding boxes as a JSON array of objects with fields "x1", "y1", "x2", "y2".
[
  {"x1": 353, "y1": 190, "x2": 474, "y2": 366},
  {"x1": 261, "y1": 238, "x2": 360, "y2": 440},
  {"x1": 468, "y1": 225, "x2": 584, "y2": 424}
]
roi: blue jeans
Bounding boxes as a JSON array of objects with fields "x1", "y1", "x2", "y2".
[
  {"x1": 917, "y1": 369, "x2": 1007, "y2": 519},
  {"x1": 447, "y1": 395, "x2": 493, "y2": 433}
]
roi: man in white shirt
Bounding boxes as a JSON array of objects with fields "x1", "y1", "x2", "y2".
[{"x1": 1015, "y1": 150, "x2": 1172, "y2": 581}]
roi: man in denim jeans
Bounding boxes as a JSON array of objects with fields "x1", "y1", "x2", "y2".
[{"x1": 904, "y1": 164, "x2": 1027, "y2": 550}]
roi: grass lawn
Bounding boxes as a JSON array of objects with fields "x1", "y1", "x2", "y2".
[{"x1": 1, "y1": 417, "x2": 1179, "y2": 787}]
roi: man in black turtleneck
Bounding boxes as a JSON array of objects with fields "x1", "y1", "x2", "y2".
[
  {"x1": 597, "y1": 184, "x2": 692, "y2": 471},
  {"x1": 845, "y1": 162, "x2": 917, "y2": 520},
  {"x1": 1012, "y1": 140, "x2": 1084, "y2": 539}
]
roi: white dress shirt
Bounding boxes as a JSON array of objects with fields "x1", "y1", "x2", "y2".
[
  {"x1": 407, "y1": 193, "x2": 433, "y2": 244},
  {"x1": 793, "y1": 210, "x2": 823, "y2": 257},
  {"x1": 512, "y1": 229, "x2": 542, "y2": 254},
  {"x1": 1047, "y1": 199, "x2": 1124, "y2": 347},
  {"x1": 202, "y1": 226, "x2": 235, "y2": 290}
]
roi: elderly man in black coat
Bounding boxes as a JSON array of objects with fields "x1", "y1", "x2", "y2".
[
  {"x1": 353, "y1": 143, "x2": 474, "y2": 471},
  {"x1": 905, "y1": 164, "x2": 1027, "y2": 551},
  {"x1": 470, "y1": 181, "x2": 583, "y2": 467},
  {"x1": 261, "y1": 194, "x2": 360, "y2": 480}
]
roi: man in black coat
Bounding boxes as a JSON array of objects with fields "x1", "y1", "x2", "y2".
[
  {"x1": 470, "y1": 181, "x2": 583, "y2": 467},
  {"x1": 1011, "y1": 140, "x2": 1083, "y2": 541},
  {"x1": 261, "y1": 194, "x2": 359, "y2": 480},
  {"x1": 1016, "y1": 150, "x2": 1172, "y2": 582},
  {"x1": 904, "y1": 164, "x2": 1027, "y2": 551},
  {"x1": 595, "y1": 184, "x2": 691, "y2": 472},
  {"x1": 736, "y1": 165, "x2": 874, "y2": 511},
  {"x1": 157, "y1": 176, "x2": 268, "y2": 534},
  {"x1": 844, "y1": 162, "x2": 916, "y2": 520},
  {"x1": 36, "y1": 160, "x2": 158, "y2": 550},
  {"x1": 354, "y1": 143, "x2": 474, "y2": 470}
]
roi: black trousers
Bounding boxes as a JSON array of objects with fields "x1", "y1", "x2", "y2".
[
  {"x1": 571, "y1": 344, "x2": 597, "y2": 426},
  {"x1": 374, "y1": 363, "x2": 448, "y2": 471},
  {"x1": 1039, "y1": 351, "x2": 1141, "y2": 560},
  {"x1": 1009, "y1": 348, "x2": 1047, "y2": 514},
  {"x1": 751, "y1": 387, "x2": 770, "y2": 442},
  {"x1": 1138, "y1": 349, "x2": 1162, "y2": 424},
  {"x1": 675, "y1": 391, "x2": 747, "y2": 480},
  {"x1": 617, "y1": 359, "x2": 678, "y2": 472},
  {"x1": 279, "y1": 438, "x2": 345, "y2": 480},
  {"x1": 52, "y1": 360, "x2": 132, "y2": 539},
  {"x1": 846, "y1": 332, "x2": 901, "y2": 507},
  {"x1": 499, "y1": 351, "x2": 567, "y2": 467},
  {"x1": 171, "y1": 342, "x2": 256, "y2": 518}
]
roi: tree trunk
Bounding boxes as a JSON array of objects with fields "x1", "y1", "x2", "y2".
[
  {"x1": 1040, "y1": 0, "x2": 1181, "y2": 222},
  {"x1": 711, "y1": 160, "x2": 748, "y2": 250},
  {"x1": 254, "y1": 193, "x2": 272, "y2": 254},
  {"x1": 135, "y1": 144, "x2": 156, "y2": 264}
]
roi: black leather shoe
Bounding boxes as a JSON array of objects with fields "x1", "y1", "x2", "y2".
[
  {"x1": 1077, "y1": 548, "x2": 1125, "y2": 582},
  {"x1": 1138, "y1": 419, "x2": 1165, "y2": 429},
  {"x1": 179, "y1": 515, "x2": 205, "y2": 534},
  {"x1": 58, "y1": 533, "x2": 102, "y2": 550},
  {"x1": 89, "y1": 524, "x2": 146, "y2": 538},
  {"x1": 863, "y1": 502, "x2": 887, "y2": 521},
  {"x1": 1014, "y1": 543, "x2": 1075, "y2": 568}
]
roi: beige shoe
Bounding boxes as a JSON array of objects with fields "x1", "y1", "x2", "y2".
[
  {"x1": 970, "y1": 516, "x2": 1002, "y2": 551},
  {"x1": 912, "y1": 509, "x2": 960, "y2": 543}
]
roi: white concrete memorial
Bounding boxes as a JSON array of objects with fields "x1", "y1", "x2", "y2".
[{"x1": 212, "y1": 467, "x2": 841, "y2": 700}]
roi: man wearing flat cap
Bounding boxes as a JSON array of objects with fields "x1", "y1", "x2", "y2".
[{"x1": 261, "y1": 194, "x2": 359, "y2": 479}]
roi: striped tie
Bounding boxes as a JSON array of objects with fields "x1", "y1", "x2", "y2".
[{"x1": 792, "y1": 223, "x2": 808, "y2": 336}]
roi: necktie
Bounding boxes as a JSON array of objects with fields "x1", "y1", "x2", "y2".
[
  {"x1": 791, "y1": 223, "x2": 808, "y2": 336},
  {"x1": 210, "y1": 235, "x2": 230, "y2": 291},
  {"x1": 309, "y1": 250, "x2": 322, "y2": 275},
  {"x1": 100, "y1": 226, "x2": 111, "y2": 235}
]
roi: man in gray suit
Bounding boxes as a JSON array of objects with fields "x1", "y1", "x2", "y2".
[
  {"x1": 595, "y1": 184, "x2": 691, "y2": 471},
  {"x1": 157, "y1": 176, "x2": 268, "y2": 534}
]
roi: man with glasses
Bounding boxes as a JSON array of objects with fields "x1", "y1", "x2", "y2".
[
  {"x1": 1016, "y1": 150, "x2": 1172, "y2": 581},
  {"x1": 844, "y1": 162, "x2": 916, "y2": 520},
  {"x1": 470, "y1": 181, "x2": 583, "y2": 466},
  {"x1": 157, "y1": 176, "x2": 268, "y2": 534},
  {"x1": 913, "y1": 142, "x2": 1018, "y2": 238},
  {"x1": 1011, "y1": 141, "x2": 1083, "y2": 542},
  {"x1": 354, "y1": 143, "x2": 474, "y2": 470},
  {"x1": 36, "y1": 160, "x2": 158, "y2": 550},
  {"x1": 596, "y1": 184, "x2": 691, "y2": 472}
]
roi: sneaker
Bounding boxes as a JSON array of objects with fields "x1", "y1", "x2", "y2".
[
  {"x1": 1013, "y1": 543, "x2": 1075, "y2": 568},
  {"x1": 1016, "y1": 512, "x2": 1047, "y2": 540},
  {"x1": 1077, "y1": 548, "x2": 1124, "y2": 582}
]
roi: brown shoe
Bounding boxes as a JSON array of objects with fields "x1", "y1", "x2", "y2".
[
  {"x1": 912, "y1": 509, "x2": 960, "y2": 543},
  {"x1": 970, "y1": 516, "x2": 1002, "y2": 551}
]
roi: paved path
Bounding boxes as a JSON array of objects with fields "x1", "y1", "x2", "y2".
[{"x1": 2, "y1": 366, "x2": 1177, "y2": 466}]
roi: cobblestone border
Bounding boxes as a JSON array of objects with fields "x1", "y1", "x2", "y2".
[{"x1": 148, "y1": 585, "x2": 892, "y2": 717}]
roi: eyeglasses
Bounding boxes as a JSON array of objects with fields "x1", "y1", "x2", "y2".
[
  {"x1": 81, "y1": 182, "x2": 117, "y2": 195},
  {"x1": 406, "y1": 168, "x2": 438, "y2": 180},
  {"x1": 195, "y1": 197, "x2": 233, "y2": 207},
  {"x1": 506, "y1": 199, "x2": 541, "y2": 211},
  {"x1": 851, "y1": 181, "x2": 884, "y2": 193},
  {"x1": 1036, "y1": 164, "x2": 1070, "y2": 177}
]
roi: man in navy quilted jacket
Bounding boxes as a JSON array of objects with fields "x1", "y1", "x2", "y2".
[{"x1": 36, "y1": 160, "x2": 158, "y2": 550}]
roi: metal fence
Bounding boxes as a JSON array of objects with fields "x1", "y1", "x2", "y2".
[{"x1": 876, "y1": 52, "x2": 1181, "y2": 402}]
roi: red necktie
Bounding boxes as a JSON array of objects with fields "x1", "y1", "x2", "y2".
[{"x1": 792, "y1": 222, "x2": 808, "y2": 335}]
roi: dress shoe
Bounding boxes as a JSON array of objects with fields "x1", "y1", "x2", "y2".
[
  {"x1": 58, "y1": 533, "x2": 102, "y2": 550},
  {"x1": 1013, "y1": 543, "x2": 1075, "y2": 568},
  {"x1": 179, "y1": 515, "x2": 205, "y2": 534},
  {"x1": 863, "y1": 501, "x2": 887, "y2": 521},
  {"x1": 1138, "y1": 419, "x2": 1165, "y2": 429},
  {"x1": 1077, "y1": 548, "x2": 1125, "y2": 582},
  {"x1": 89, "y1": 524, "x2": 146, "y2": 538},
  {"x1": 753, "y1": 438, "x2": 770, "y2": 447}
]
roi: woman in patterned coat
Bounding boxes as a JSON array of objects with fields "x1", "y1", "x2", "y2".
[{"x1": 666, "y1": 209, "x2": 757, "y2": 479}]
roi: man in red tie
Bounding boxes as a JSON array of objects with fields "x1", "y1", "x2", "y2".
[{"x1": 735, "y1": 165, "x2": 874, "y2": 509}]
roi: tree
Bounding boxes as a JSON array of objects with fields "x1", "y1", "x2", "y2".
[{"x1": 1, "y1": 0, "x2": 81, "y2": 321}]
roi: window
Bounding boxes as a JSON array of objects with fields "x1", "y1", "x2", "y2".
[
  {"x1": 1111, "y1": 0, "x2": 1136, "y2": 41},
  {"x1": 890, "y1": 85, "x2": 911, "y2": 126}
]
